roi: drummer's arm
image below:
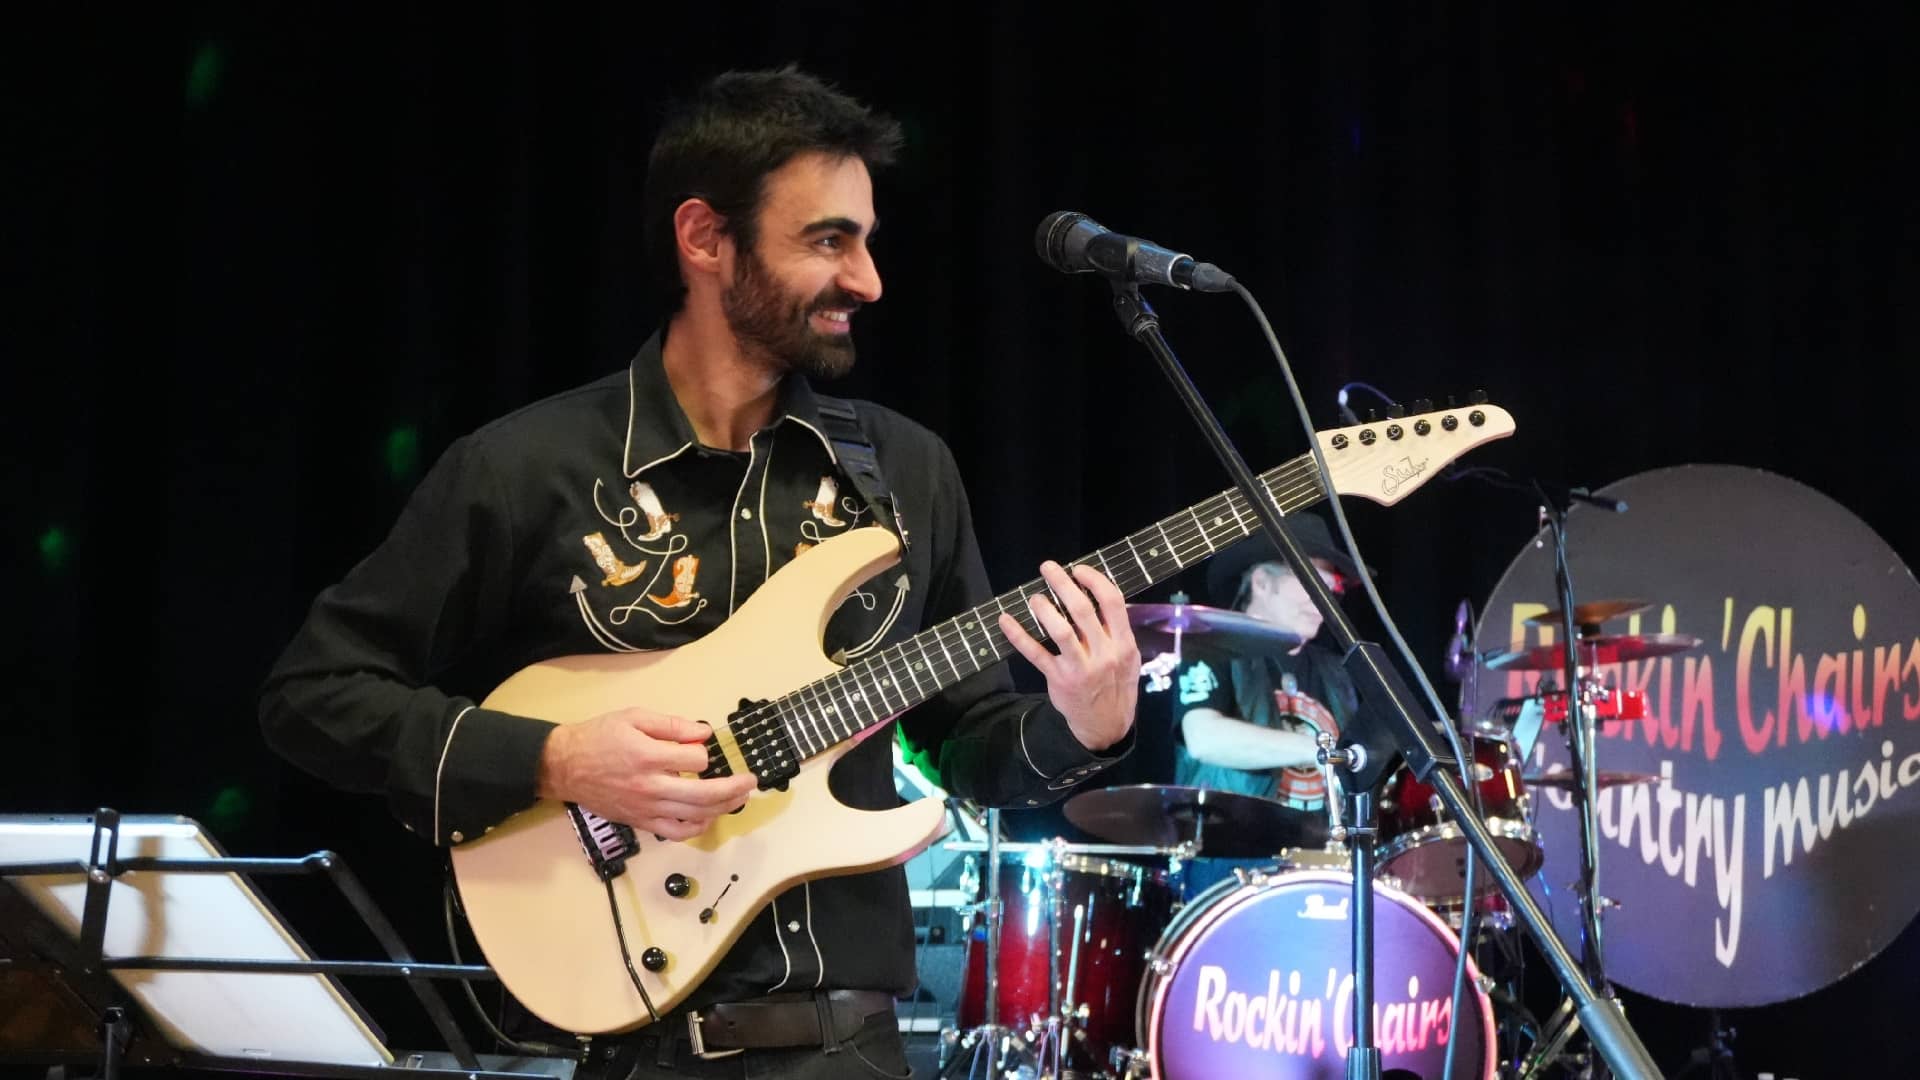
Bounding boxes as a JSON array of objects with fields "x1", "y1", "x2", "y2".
[{"x1": 1181, "y1": 708, "x2": 1320, "y2": 771}]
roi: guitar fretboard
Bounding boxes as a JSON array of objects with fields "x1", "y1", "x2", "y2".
[{"x1": 738, "y1": 452, "x2": 1329, "y2": 764}]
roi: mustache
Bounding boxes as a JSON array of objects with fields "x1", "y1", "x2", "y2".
[{"x1": 809, "y1": 287, "x2": 863, "y2": 314}]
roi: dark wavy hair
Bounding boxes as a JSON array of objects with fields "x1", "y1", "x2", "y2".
[{"x1": 642, "y1": 66, "x2": 904, "y2": 312}]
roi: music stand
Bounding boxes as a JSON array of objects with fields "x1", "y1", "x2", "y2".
[{"x1": 0, "y1": 809, "x2": 574, "y2": 1080}]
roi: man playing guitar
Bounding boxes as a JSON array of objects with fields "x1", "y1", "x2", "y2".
[{"x1": 259, "y1": 66, "x2": 1140, "y2": 1079}]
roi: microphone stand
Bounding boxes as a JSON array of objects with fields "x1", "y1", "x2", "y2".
[{"x1": 1101, "y1": 275, "x2": 1660, "y2": 1080}]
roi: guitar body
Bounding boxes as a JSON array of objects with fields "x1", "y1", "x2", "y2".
[{"x1": 449, "y1": 526, "x2": 948, "y2": 1034}]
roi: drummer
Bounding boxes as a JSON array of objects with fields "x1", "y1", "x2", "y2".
[{"x1": 1174, "y1": 511, "x2": 1363, "y2": 896}]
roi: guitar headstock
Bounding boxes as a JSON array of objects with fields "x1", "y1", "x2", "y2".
[{"x1": 1315, "y1": 397, "x2": 1515, "y2": 505}]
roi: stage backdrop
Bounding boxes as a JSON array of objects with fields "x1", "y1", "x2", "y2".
[{"x1": 4, "y1": 6, "x2": 1915, "y2": 1076}]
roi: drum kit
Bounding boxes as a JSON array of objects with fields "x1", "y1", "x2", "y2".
[{"x1": 936, "y1": 597, "x2": 1702, "y2": 1080}]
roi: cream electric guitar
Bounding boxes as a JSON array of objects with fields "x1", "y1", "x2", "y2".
[{"x1": 450, "y1": 401, "x2": 1515, "y2": 1034}]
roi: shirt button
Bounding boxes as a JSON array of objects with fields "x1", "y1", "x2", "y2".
[
  {"x1": 787, "y1": 920, "x2": 801, "y2": 933},
  {"x1": 740, "y1": 508, "x2": 753, "y2": 520},
  {"x1": 1026, "y1": 800, "x2": 1040, "y2": 807},
  {"x1": 449, "y1": 830, "x2": 464, "y2": 843}
]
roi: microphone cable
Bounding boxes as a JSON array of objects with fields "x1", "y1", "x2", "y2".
[{"x1": 1228, "y1": 280, "x2": 1483, "y2": 1080}]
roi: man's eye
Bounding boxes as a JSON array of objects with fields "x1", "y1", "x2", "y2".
[{"x1": 816, "y1": 235, "x2": 843, "y2": 249}]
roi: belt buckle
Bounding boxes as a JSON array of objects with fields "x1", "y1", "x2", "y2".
[{"x1": 686, "y1": 1011, "x2": 745, "y2": 1060}]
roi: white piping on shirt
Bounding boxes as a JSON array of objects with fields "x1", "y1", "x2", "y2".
[
  {"x1": 757, "y1": 433, "x2": 775, "y2": 582},
  {"x1": 433, "y1": 705, "x2": 476, "y2": 843},
  {"x1": 621, "y1": 362, "x2": 701, "y2": 478},
  {"x1": 725, "y1": 437, "x2": 759, "y2": 615},
  {"x1": 1016, "y1": 703, "x2": 1048, "y2": 778},
  {"x1": 785, "y1": 414, "x2": 840, "y2": 465},
  {"x1": 804, "y1": 881, "x2": 825, "y2": 989},
  {"x1": 768, "y1": 894, "x2": 796, "y2": 992}
]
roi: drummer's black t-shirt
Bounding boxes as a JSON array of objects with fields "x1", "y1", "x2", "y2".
[{"x1": 1170, "y1": 642, "x2": 1360, "y2": 806}]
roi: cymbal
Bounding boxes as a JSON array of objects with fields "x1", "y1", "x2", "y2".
[
  {"x1": 1127, "y1": 603, "x2": 1303, "y2": 658},
  {"x1": 1522, "y1": 770, "x2": 1660, "y2": 791},
  {"x1": 1063, "y1": 784, "x2": 1327, "y2": 856},
  {"x1": 1525, "y1": 599, "x2": 1652, "y2": 627},
  {"x1": 1483, "y1": 633, "x2": 1702, "y2": 671}
]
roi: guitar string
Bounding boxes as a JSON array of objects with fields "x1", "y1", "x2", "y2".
[
  {"x1": 720, "y1": 465, "x2": 1329, "y2": 775},
  {"x1": 704, "y1": 454, "x2": 1333, "y2": 777}
]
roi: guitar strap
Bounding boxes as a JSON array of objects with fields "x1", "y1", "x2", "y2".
[{"x1": 812, "y1": 394, "x2": 908, "y2": 552}]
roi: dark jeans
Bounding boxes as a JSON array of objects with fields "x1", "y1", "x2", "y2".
[{"x1": 573, "y1": 1009, "x2": 912, "y2": 1080}]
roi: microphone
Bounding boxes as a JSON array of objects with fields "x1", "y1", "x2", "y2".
[{"x1": 1034, "y1": 211, "x2": 1235, "y2": 293}]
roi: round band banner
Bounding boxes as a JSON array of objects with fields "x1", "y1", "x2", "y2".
[{"x1": 1469, "y1": 465, "x2": 1920, "y2": 1007}]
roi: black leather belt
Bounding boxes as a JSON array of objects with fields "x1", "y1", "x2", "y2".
[{"x1": 683, "y1": 989, "x2": 896, "y2": 1059}]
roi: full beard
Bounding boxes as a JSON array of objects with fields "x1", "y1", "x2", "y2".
[{"x1": 721, "y1": 248, "x2": 859, "y2": 380}]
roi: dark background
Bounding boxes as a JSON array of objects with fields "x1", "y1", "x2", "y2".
[{"x1": 5, "y1": 4, "x2": 1915, "y2": 1077}]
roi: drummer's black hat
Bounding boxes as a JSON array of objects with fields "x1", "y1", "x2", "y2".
[{"x1": 1203, "y1": 511, "x2": 1367, "y2": 607}]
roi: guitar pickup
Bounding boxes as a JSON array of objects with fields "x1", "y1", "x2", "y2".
[{"x1": 729, "y1": 697, "x2": 800, "y2": 791}]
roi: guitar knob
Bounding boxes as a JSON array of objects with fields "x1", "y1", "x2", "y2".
[
  {"x1": 641, "y1": 947, "x2": 668, "y2": 972},
  {"x1": 664, "y1": 873, "x2": 692, "y2": 898}
]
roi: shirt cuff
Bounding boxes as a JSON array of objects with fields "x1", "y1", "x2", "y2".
[
  {"x1": 431, "y1": 704, "x2": 557, "y2": 846},
  {"x1": 1018, "y1": 702, "x2": 1135, "y2": 791}
]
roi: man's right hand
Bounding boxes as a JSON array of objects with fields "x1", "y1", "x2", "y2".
[{"x1": 536, "y1": 708, "x2": 758, "y2": 840}]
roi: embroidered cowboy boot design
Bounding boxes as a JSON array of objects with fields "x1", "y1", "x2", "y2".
[
  {"x1": 648, "y1": 554, "x2": 701, "y2": 609},
  {"x1": 629, "y1": 481, "x2": 681, "y2": 541},
  {"x1": 580, "y1": 532, "x2": 647, "y2": 587},
  {"x1": 794, "y1": 541, "x2": 814, "y2": 558},
  {"x1": 803, "y1": 475, "x2": 847, "y2": 528}
]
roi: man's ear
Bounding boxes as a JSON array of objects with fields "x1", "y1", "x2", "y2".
[{"x1": 673, "y1": 197, "x2": 729, "y2": 283}]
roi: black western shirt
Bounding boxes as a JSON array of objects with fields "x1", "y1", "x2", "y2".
[{"x1": 259, "y1": 331, "x2": 1127, "y2": 1016}]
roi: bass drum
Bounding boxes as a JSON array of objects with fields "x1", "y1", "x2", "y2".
[{"x1": 1136, "y1": 870, "x2": 1494, "y2": 1080}]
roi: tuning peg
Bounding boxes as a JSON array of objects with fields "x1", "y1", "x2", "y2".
[
  {"x1": 1366, "y1": 408, "x2": 1378, "y2": 422},
  {"x1": 1384, "y1": 403, "x2": 1407, "y2": 419},
  {"x1": 1411, "y1": 398, "x2": 1433, "y2": 413},
  {"x1": 1469, "y1": 388, "x2": 1488, "y2": 405},
  {"x1": 1445, "y1": 394, "x2": 1458, "y2": 408}
]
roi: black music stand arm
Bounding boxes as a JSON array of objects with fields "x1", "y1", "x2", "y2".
[{"x1": 1104, "y1": 280, "x2": 1662, "y2": 1080}]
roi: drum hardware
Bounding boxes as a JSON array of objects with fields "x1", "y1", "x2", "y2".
[
  {"x1": 943, "y1": 830, "x2": 1174, "y2": 1078},
  {"x1": 1489, "y1": 686, "x2": 1647, "y2": 727},
  {"x1": 1507, "y1": 493, "x2": 1703, "y2": 1080},
  {"x1": 1524, "y1": 599, "x2": 1653, "y2": 631},
  {"x1": 1482, "y1": 631, "x2": 1702, "y2": 672},
  {"x1": 1374, "y1": 730, "x2": 1544, "y2": 902},
  {"x1": 1061, "y1": 784, "x2": 1328, "y2": 857},
  {"x1": 1126, "y1": 598, "x2": 1305, "y2": 660}
]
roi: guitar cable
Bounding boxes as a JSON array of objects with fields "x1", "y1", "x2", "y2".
[
  {"x1": 440, "y1": 878, "x2": 583, "y2": 1061},
  {"x1": 601, "y1": 875, "x2": 665, "y2": 1023}
]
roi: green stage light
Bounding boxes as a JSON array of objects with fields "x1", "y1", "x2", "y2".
[
  {"x1": 386, "y1": 425, "x2": 420, "y2": 483},
  {"x1": 186, "y1": 43, "x2": 224, "y2": 108},
  {"x1": 208, "y1": 785, "x2": 252, "y2": 831},
  {"x1": 38, "y1": 527, "x2": 69, "y2": 572}
]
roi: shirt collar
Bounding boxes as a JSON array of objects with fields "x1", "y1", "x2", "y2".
[{"x1": 621, "y1": 329, "x2": 838, "y2": 478}]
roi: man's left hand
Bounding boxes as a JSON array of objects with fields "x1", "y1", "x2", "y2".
[{"x1": 998, "y1": 560, "x2": 1140, "y2": 753}]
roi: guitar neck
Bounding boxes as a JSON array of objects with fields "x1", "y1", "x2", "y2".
[{"x1": 765, "y1": 452, "x2": 1329, "y2": 760}]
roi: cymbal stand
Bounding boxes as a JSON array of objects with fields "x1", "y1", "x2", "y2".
[
  {"x1": 1673, "y1": 1010, "x2": 1741, "y2": 1080},
  {"x1": 941, "y1": 809, "x2": 1013, "y2": 1080},
  {"x1": 1028, "y1": 838, "x2": 1075, "y2": 1078},
  {"x1": 1523, "y1": 494, "x2": 1624, "y2": 1079}
]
